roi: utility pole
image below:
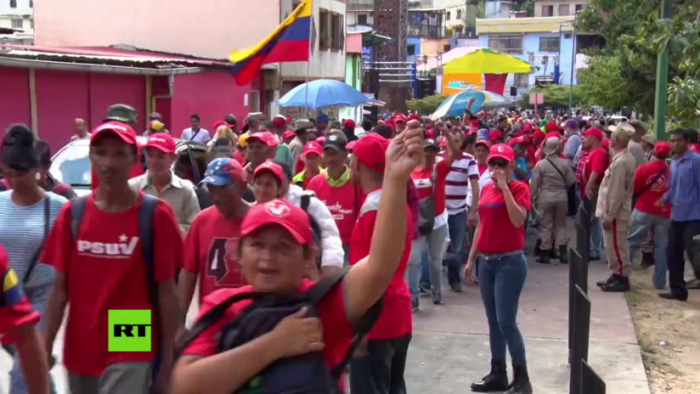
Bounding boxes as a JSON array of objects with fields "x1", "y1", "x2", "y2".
[
  {"x1": 653, "y1": 0, "x2": 672, "y2": 141},
  {"x1": 568, "y1": 14, "x2": 577, "y2": 117}
]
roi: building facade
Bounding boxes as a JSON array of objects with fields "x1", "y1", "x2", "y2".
[
  {"x1": 0, "y1": 0, "x2": 33, "y2": 35},
  {"x1": 534, "y1": 0, "x2": 588, "y2": 17},
  {"x1": 477, "y1": 16, "x2": 585, "y2": 96}
]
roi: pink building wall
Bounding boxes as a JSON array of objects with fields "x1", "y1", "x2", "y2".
[
  {"x1": 34, "y1": 0, "x2": 280, "y2": 59},
  {"x1": 169, "y1": 71, "x2": 252, "y2": 137},
  {"x1": 0, "y1": 67, "x2": 31, "y2": 129}
]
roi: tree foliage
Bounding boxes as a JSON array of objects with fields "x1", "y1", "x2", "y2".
[
  {"x1": 576, "y1": 56, "x2": 635, "y2": 113},
  {"x1": 521, "y1": 85, "x2": 579, "y2": 109},
  {"x1": 406, "y1": 95, "x2": 449, "y2": 115}
]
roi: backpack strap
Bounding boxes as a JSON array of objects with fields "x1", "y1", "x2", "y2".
[
  {"x1": 304, "y1": 269, "x2": 347, "y2": 305},
  {"x1": 23, "y1": 195, "x2": 51, "y2": 284},
  {"x1": 138, "y1": 195, "x2": 160, "y2": 330},
  {"x1": 70, "y1": 196, "x2": 89, "y2": 241},
  {"x1": 300, "y1": 191, "x2": 313, "y2": 212}
]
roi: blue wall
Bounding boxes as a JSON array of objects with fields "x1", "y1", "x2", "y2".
[
  {"x1": 407, "y1": 37, "x2": 422, "y2": 63},
  {"x1": 478, "y1": 31, "x2": 577, "y2": 96}
]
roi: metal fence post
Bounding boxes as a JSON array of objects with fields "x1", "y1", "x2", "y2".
[
  {"x1": 570, "y1": 284, "x2": 591, "y2": 394},
  {"x1": 582, "y1": 360, "x2": 607, "y2": 394}
]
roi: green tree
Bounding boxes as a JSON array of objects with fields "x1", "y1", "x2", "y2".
[
  {"x1": 521, "y1": 85, "x2": 579, "y2": 109},
  {"x1": 407, "y1": 95, "x2": 450, "y2": 115},
  {"x1": 576, "y1": 56, "x2": 636, "y2": 113}
]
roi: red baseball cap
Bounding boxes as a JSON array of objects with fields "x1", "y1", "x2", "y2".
[
  {"x1": 654, "y1": 141, "x2": 671, "y2": 159},
  {"x1": 282, "y1": 130, "x2": 295, "y2": 140},
  {"x1": 90, "y1": 121, "x2": 137, "y2": 146},
  {"x1": 425, "y1": 129, "x2": 437, "y2": 139},
  {"x1": 145, "y1": 133, "x2": 176, "y2": 154},
  {"x1": 521, "y1": 123, "x2": 534, "y2": 132},
  {"x1": 582, "y1": 127, "x2": 604, "y2": 141},
  {"x1": 241, "y1": 199, "x2": 314, "y2": 245},
  {"x1": 545, "y1": 131, "x2": 561, "y2": 140},
  {"x1": 213, "y1": 120, "x2": 226, "y2": 130},
  {"x1": 346, "y1": 140, "x2": 357, "y2": 151},
  {"x1": 475, "y1": 139, "x2": 491, "y2": 149},
  {"x1": 343, "y1": 119, "x2": 356, "y2": 129},
  {"x1": 602, "y1": 138, "x2": 610, "y2": 149},
  {"x1": 408, "y1": 113, "x2": 421, "y2": 122},
  {"x1": 315, "y1": 136, "x2": 326, "y2": 144},
  {"x1": 302, "y1": 141, "x2": 323, "y2": 158},
  {"x1": 487, "y1": 143, "x2": 515, "y2": 163},
  {"x1": 394, "y1": 114, "x2": 407, "y2": 123},
  {"x1": 272, "y1": 115, "x2": 287, "y2": 129},
  {"x1": 508, "y1": 136, "x2": 528, "y2": 146},
  {"x1": 247, "y1": 132, "x2": 272, "y2": 146},
  {"x1": 489, "y1": 129, "x2": 502, "y2": 141},
  {"x1": 544, "y1": 121, "x2": 563, "y2": 133},
  {"x1": 253, "y1": 160, "x2": 285, "y2": 184},
  {"x1": 354, "y1": 133, "x2": 390, "y2": 172}
]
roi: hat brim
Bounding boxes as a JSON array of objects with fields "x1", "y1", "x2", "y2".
[
  {"x1": 144, "y1": 145, "x2": 175, "y2": 154},
  {"x1": 91, "y1": 128, "x2": 136, "y2": 146},
  {"x1": 199, "y1": 174, "x2": 232, "y2": 187},
  {"x1": 243, "y1": 222, "x2": 309, "y2": 245},
  {"x1": 254, "y1": 168, "x2": 283, "y2": 184},
  {"x1": 247, "y1": 136, "x2": 271, "y2": 146},
  {"x1": 303, "y1": 150, "x2": 323, "y2": 158},
  {"x1": 322, "y1": 144, "x2": 346, "y2": 153},
  {"x1": 103, "y1": 116, "x2": 132, "y2": 124},
  {"x1": 487, "y1": 153, "x2": 513, "y2": 163}
]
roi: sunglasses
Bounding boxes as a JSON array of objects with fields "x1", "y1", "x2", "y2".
[{"x1": 487, "y1": 159, "x2": 509, "y2": 168}]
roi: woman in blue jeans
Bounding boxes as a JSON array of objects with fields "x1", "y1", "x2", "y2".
[
  {"x1": 465, "y1": 143, "x2": 532, "y2": 394},
  {"x1": 0, "y1": 125, "x2": 66, "y2": 394}
]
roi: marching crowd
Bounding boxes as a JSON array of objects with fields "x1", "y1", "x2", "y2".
[{"x1": 0, "y1": 101, "x2": 698, "y2": 394}]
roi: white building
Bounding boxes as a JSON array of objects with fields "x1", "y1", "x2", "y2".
[
  {"x1": 534, "y1": 0, "x2": 588, "y2": 17},
  {"x1": 0, "y1": 0, "x2": 33, "y2": 35}
]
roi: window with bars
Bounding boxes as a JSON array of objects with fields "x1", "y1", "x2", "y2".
[
  {"x1": 331, "y1": 13, "x2": 344, "y2": 50},
  {"x1": 10, "y1": 0, "x2": 17, "y2": 8},
  {"x1": 539, "y1": 37, "x2": 560, "y2": 52},
  {"x1": 541, "y1": 5, "x2": 553, "y2": 17},
  {"x1": 513, "y1": 73, "x2": 529, "y2": 88},
  {"x1": 456, "y1": 9, "x2": 462, "y2": 19},
  {"x1": 575, "y1": 4, "x2": 585, "y2": 12},
  {"x1": 357, "y1": 14, "x2": 368, "y2": 25},
  {"x1": 319, "y1": 9, "x2": 330, "y2": 50},
  {"x1": 488, "y1": 35, "x2": 523, "y2": 54},
  {"x1": 11, "y1": 18, "x2": 23, "y2": 29}
]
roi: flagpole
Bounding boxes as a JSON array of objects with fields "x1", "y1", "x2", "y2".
[{"x1": 304, "y1": 0, "x2": 313, "y2": 118}]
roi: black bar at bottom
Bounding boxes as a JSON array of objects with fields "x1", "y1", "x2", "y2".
[{"x1": 582, "y1": 360, "x2": 606, "y2": 394}]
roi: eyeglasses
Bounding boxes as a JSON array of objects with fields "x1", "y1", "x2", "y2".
[{"x1": 487, "y1": 160, "x2": 509, "y2": 168}]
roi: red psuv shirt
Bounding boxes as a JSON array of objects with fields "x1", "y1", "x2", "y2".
[
  {"x1": 183, "y1": 206, "x2": 246, "y2": 304},
  {"x1": 349, "y1": 189, "x2": 413, "y2": 341},
  {"x1": 582, "y1": 147, "x2": 609, "y2": 195},
  {"x1": 41, "y1": 194, "x2": 183, "y2": 376},
  {"x1": 411, "y1": 160, "x2": 450, "y2": 217},
  {"x1": 182, "y1": 281, "x2": 352, "y2": 370},
  {"x1": 0, "y1": 246, "x2": 39, "y2": 345},
  {"x1": 307, "y1": 173, "x2": 358, "y2": 244},
  {"x1": 634, "y1": 160, "x2": 671, "y2": 218},
  {"x1": 475, "y1": 181, "x2": 531, "y2": 255}
]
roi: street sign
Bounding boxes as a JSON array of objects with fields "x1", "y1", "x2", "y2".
[{"x1": 529, "y1": 93, "x2": 544, "y2": 105}]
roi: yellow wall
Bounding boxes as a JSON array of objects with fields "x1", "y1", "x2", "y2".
[{"x1": 442, "y1": 73, "x2": 482, "y2": 95}]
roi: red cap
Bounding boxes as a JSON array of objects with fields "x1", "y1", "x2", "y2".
[
  {"x1": 241, "y1": 199, "x2": 314, "y2": 245},
  {"x1": 508, "y1": 136, "x2": 528, "y2": 146},
  {"x1": 394, "y1": 114, "x2": 407, "y2": 123},
  {"x1": 386, "y1": 118, "x2": 395, "y2": 126},
  {"x1": 272, "y1": 116, "x2": 287, "y2": 129},
  {"x1": 145, "y1": 133, "x2": 176, "y2": 154},
  {"x1": 545, "y1": 131, "x2": 561, "y2": 140},
  {"x1": 302, "y1": 141, "x2": 323, "y2": 158},
  {"x1": 425, "y1": 129, "x2": 437, "y2": 139},
  {"x1": 315, "y1": 136, "x2": 326, "y2": 144},
  {"x1": 475, "y1": 139, "x2": 491, "y2": 149},
  {"x1": 582, "y1": 127, "x2": 603, "y2": 141},
  {"x1": 439, "y1": 136, "x2": 447, "y2": 147},
  {"x1": 346, "y1": 140, "x2": 357, "y2": 151},
  {"x1": 213, "y1": 120, "x2": 226, "y2": 130},
  {"x1": 545, "y1": 121, "x2": 563, "y2": 133},
  {"x1": 408, "y1": 113, "x2": 421, "y2": 122},
  {"x1": 602, "y1": 138, "x2": 610, "y2": 149},
  {"x1": 654, "y1": 141, "x2": 671, "y2": 159},
  {"x1": 343, "y1": 119, "x2": 356, "y2": 129},
  {"x1": 282, "y1": 130, "x2": 295, "y2": 140},
  {"x1": 521, "y1": 123, "x2": 534, "y2": 132},
  {"x1": 253, "y1": 160, "x2": 285, "y2": 184},
  {"x1": 91, "y1": 121, "x2": 137, "y2": 146},
  {"x1": 487, "y1": 143, "x2": 515, "y2": 162},
  {"x1": 489, "y1": 129, "x2": 502, "y2": 141},
  {"x1": 354, "y1": 133, "x2": 390, "y2": 172},
  {"x1": 248, "y1": 132, "x2": 272, "y2": 146}
]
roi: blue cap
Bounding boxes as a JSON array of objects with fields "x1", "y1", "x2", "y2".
[
  {"x1": 316, "y1": 113, "x2": 329, "y2": 122},
  {"x1": 199, "y1": 158, "x2": 247, "y2": 187}
]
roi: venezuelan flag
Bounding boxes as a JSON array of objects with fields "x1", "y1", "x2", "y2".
[{"x1": 230, "y1": 0, "x2": 313, "y2": 86}]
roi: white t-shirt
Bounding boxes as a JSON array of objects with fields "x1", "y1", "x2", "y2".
[
  {"x1": 437, "y1": 152, "x2": 479, "y2": 214},
  {"x1": 181, "y1": 128, "x2": 211, "y2": 142}
]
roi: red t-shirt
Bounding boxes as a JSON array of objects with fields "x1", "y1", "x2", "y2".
[
  {"x1": 584, "y1": 147, "x2": 609, "y2": 188},
  {"x1": 477, "y1": 163, "x2": 488, "y2": 176},
  {"x1": 181, "y1": 281, "x2": 353, "y2": 372},
  {"x1": 183, "y1": 206, "x2": 246, "y2": 304},
  {"x1": 634, "y1": 160, "x2": 671, "y2": 218},
  {"x1": 475, "y1": 181, "x2": 531, "y2": 255},
  {"x1": 349, "y1": 190, "x2": 412, "y2": 340},
  {"x1": 410, "y1": 160, "x2": 450, "y2": 216},
  {"x1": 0, "y1": 246, "x2": 40, "y2": 345},
  {"x1": 41, "y1": 194, "x2": 182, "y2": 375},
  {"x1": 307, "y1": 174, "x2": 358, "y2": 244},
  {"x1": 233, "y1": 151, "x2": 246, "y2": 166}
]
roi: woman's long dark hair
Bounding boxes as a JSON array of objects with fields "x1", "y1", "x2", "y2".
[{"x1": 2, "y1": 124, "x2": 39, "y2": 172}]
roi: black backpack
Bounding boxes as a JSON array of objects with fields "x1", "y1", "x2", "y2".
[
  {"x1": 300, "y1": 192, "x2": 323, "y2": 269},
  {"x1": 180, "y1": 270, "x2": 381, "y2": 394}
]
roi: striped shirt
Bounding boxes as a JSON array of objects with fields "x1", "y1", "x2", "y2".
[
  {"x1": 438, "y1": 152, "x2": 479, "y2": 215},
  {"x1": 0, "y1": 191, "x2": 67, "y2": 288}
]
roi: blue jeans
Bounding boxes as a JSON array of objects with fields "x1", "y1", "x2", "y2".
[
  {"x1": 11, "y1": 284, "x2": 57, "y2": 394},
  {"x1": 577, "y1": 201, "x2": 604, "y2": 258},
  {"x1": 406, "y1": 224, "x2": 449, "y2": 302},
  {"x1": 628, "y1": 210, "x2": 670, "y2": 290},
  {"x1": 445, "y1": 211, "x2": 468, "y2": 287},
  {"x1": 478, "y1": 252, "x2": 528, "y2": 367}
]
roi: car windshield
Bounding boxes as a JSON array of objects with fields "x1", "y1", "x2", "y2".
[{"x1": 49, "y1": 142, "x2": 91, "y2": 187}]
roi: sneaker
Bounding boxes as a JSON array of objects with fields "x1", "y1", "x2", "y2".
[
  {"x1": 641, "y1": 251, "x2": 655, "y2": 268},
  {"x1": 596, "y1": 275, "x2": 615, "y2": 288},
  {"x1": 449, "y1": 282, "x2": 463, "y2": 293},
  {"x1": 419, "y1": 283, "x2": 431, "y2": 295},
  {"x1": 432, "y1": 288, "x2": 443, "y2": 305},
  {"x1": 411, "y1": 299, "x2": 420, "y2": 312},
  {"x1": 658, "y1": 292, "x2": 688, "y2": 301},
  {"x1": 687, "y1": 279, "x2": 700, "y2": 290},
  {"x1": 600, "y1": 275, "x2": 630, "y2": 292}
]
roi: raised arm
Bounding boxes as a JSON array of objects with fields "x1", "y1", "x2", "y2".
[{"x1": 343, "y1": 122, "x2": 424, "y2": 322}]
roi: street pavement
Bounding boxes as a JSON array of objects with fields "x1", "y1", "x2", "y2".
[{"x1": 0, "y1": 229, "x2": 650, "y2": 394}]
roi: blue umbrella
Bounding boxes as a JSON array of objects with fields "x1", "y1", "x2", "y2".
[
  {"x1": 430, "y1": 90, "x2": 511, "y2": 120},
  {"x1": 276, "y1": 79, "x2": 375, "y2": 110}
]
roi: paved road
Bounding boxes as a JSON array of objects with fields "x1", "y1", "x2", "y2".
[{"x1": 0, "y1": 229, "x2": 650, "y2": 394}]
